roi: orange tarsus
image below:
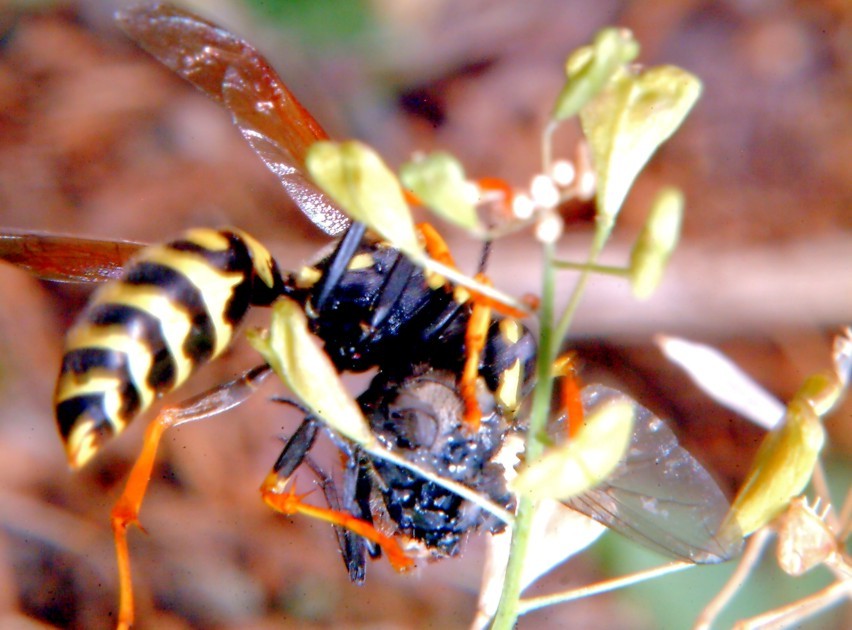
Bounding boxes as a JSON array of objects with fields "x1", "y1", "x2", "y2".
[
  {"x1": 263, "y1": 482, "x2": 415, "y2": 573},
  {"x1": 521, "y1": 293, "x2": 541, "y2": 312},
  {"x1": 476, "y1": 176, "x2": 515, "y2": 218},
  {"x1": 111, "y1": 415, "x2": 170, "y2": 630},
  {"x1": 106, "y1": 365, "x2": 271, "y2": 630},
  {"x1": 466, "y1": 290, "x2": 528, "y2": 321},
  {"x1": 554, "y1": 353, "x2": 584, "y2": 439},
  {"x1": 404, "y1": 189, "x2": 422, "y2": 207}
]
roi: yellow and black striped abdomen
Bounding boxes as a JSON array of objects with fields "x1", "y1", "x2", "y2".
[{"x1": 55, "y1": 227, "x2": 283, "y2": 468}]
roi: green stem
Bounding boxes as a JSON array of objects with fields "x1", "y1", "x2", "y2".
[
  {"x1": 493, "y1": 223, "x2": 612, "y2": 628},
  {"x1": 553, "y1": 225, "x2": 608, "y2": 353},
  {"x1": 518, "y1": 561, "x2": 694, "y2": 614},
  {"x1": 492, "y1": 240, "x2": 557, "y2": 629},
  {"x1": 541, "y1": 120, "x2": 559, "y2": 176},
  {"x1": 552, "y1": 260, "x2": 628, "y2": 276}
]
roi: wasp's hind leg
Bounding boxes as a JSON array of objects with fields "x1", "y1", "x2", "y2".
[
  {"x1": 261, "y1": 419, "x2": 415, "y2": 574},
  {"x1": 111, "y1": 364, "x2": 272, "y2": 630}
]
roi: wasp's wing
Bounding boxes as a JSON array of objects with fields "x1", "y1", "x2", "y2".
[
  {"x1": 0, "y1": 231, "x2": 143, "y2": 283},
  {"x1": 116, "y1": 3, "x2": 350, "y2": 236},
  {"x1": 565, "y1": 385, "x2": 743, "y2": 564}
]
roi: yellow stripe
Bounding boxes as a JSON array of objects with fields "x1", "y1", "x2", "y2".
[
  {"x1": 56, "y1": 372, "x2": 127, "y2": 425},
  {"x1": 453, "y1": 286, "x2": 471, "y2": 303},
  {"x1": 347, "y1": 252, "x2": 375, "y2": 270},
  {"x1": 296, "y1": 266, "x2": 322, "y2": 288},
  {"x1": 499, "y1": 318, "x2": 522, "y2": 343},
  {"x1": 136, "y1": 245, "x2": 243, "y2": 358},
  {"x1": 227, "y1": 227, "x2": 277, "y2": 288},
  {"x1": 66, "y1": 419, "x2": 103, "y2": 468},
  {"x1": 90, "y1": 283, "x2": 195, "y2": 386},
  {"x1": 182, "y1": 227, "x2": 230, "y2": 251},
  {"x1": 62, "y1": 328, "x2": 156, "y2": 410},
  {"x1": 496, "y1": 358, "x2": 522, "y2": 416}
]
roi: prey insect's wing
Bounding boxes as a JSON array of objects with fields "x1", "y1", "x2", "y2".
[
  {"x1": 566, "y1": 385, "x2": 743, "y2": 564},
  {"x1": 0, "y1": 231, "x2": 144, "y2": 283},
  {"x1": 116, "y1": 3, "x2": 350, "y2": 236}
]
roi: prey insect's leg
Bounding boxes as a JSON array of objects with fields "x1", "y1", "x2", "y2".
[
  {"x1": 269, "y1": 413, "x2": 370, "y2": 576},
  {"x1": 112, "y1": 364, "x2": 272, "y2": 630},
  {"x1": 261, "y1": 426, "x2": 415, "y2": 573},
  {"x1": 303, "y1": 452, "x2": 368, "y2": 582}
]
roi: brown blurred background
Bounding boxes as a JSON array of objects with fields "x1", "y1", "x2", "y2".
[{"x1": 0, "y1": 0, "x2": 849, "y2": 628}]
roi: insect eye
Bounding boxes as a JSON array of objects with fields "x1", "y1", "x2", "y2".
[{"x1": 388, "y1": 407, "x2": 439, "y2": 449}]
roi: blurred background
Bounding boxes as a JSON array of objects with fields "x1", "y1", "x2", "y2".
[{"x1": 0, "y1": 0, "x2": 849, "y2": 628}]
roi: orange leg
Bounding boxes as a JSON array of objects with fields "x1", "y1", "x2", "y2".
[
  {"x1": 417, "y1": 222, "x2": 492, "y2": 429},
  {"x1": 416, "y1": 221, "x2": 528, "y2": 319},
  {"x1": 553, "y1": 353, "x2": 584, "y2": 439},
  {"x1": 417, "y1": 221, "x2": 458, "y2": 269},
  {"x1": 416, "y1": 222, "x2": 530, "y2": 430},
  {"x1": 460, "y1": 273, "x2": 493, "y2": 431},
  {"x1": 111, "y1": 365, "x2": 270, "y2": 630},
  {"x1": 475, "y1": 176, "x2": 515, "y2": 219},
  {"x1": 261, "y1": 474, "x2": 415, "y2": 573}
]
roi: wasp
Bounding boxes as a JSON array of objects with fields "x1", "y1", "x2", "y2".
[
  {"x1": 0, "y1": 3, "x2": 742, "y2": 628},
  {"x1": 1, "y1": 3, "x2": 535, "y2": 626}
]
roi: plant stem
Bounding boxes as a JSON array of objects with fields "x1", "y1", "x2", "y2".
[
  {"x1": 553, "y1": 227, "x2": 607, "y2": 352},
  {"x1": 552, "y1": 260, "x2": 626, "y2": 277},
  {"x1": 518, "y1": 561, "x2": 694, "y2": 614},
  {"x1": 492, "y1": 240, "x2": 557, "y2": 629},
  {"x1": 492, "y1": 224, "x2": 611, "y2": 628}
]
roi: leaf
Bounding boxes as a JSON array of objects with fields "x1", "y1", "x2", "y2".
[
  {"x1": 246, "y1": 298, "x2": 376, "y2": 447},
  {"x1": 719, "y1": 396, "x2": 825, "y2": 540},
  {"x1": 580, "y1": 65, "x2": 701, "y2": 235},
  {"x1": 306, "y1": 140, "x2": 423, "y2": 259},
  {"x1": 552, "y1": 27, "x2": 640, "y2": 122},
  {"x1": 399, "y1": 152, "x2": 481, "y2": 232},
  {"x1": 629, "y1": 187, "x2": 683, "y2": 299},
  {"x1": 510, "y1": 396, "x2": 634, "y2": 500}
]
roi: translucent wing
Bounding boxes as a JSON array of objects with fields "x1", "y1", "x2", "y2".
[
  {"x1": 0, "y1": 231, "x2": 144, "y2": 283},
  {"x1": 116, "y1": 2, "x2": 350, "y2": 236},
  {"x1": 565, "y1": 385, "x2": 743, "y2": 563}
]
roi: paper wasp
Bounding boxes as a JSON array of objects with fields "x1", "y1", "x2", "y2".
[
  {"x1": 1, "y1": 3, "x2": 743, "y2": 628},
  {"x1": 2, "y1": 2, "x2": 535, "y2": 626}
]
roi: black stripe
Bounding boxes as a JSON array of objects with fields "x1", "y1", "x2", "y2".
[
  {"x1": 87, "y1": 304, "x2": 176, "y2": 392},
  {"x1": 169, "y1": 233, "x2": 245, "y2": 274},
  {"x1": 56, "y1": 394, "x2": 116, "y2": 442},
  {"x1": 169, "y1": 232, "x2": 262, "y2": 319},
  {"x1": 482, "y1": 322, "x2": 536, "y2": 393},
  {"x1": 61, "y1": 346, "x2": 125, "y2": 376},
  {"x1": 124, "y1": 262, "x2": 216, "y2": 364},
  {"x1": 59, "y1": 348, "x2": 143, "y2": 420}
]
